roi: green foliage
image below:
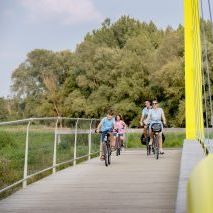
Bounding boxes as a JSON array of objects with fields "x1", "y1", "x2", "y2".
[
  {"x1": 4, "y1": 17, "x2": 213, "y2": 126},
  {"x1": 0, "y1": 98, "x2": 8, "y2": 121},
  {"x1": 126, "y1": 132, "x2": 184, "y2": 148}
]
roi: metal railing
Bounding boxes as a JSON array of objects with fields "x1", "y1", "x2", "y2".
[{"x1": 0, "y1": 117, "x2": 100, "y2": 194}]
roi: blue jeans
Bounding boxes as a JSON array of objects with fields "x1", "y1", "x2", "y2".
[{"x1": 101, "y1": 129, "x2": 112, "y2": 142}]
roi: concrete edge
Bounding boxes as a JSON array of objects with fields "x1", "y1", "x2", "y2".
[{"x1": 175, "y1": 140, "x2": 205, "y2": 213}]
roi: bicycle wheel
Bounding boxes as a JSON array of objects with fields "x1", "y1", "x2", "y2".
[
  {"x1": 107, "y1": 142, "x2": 111, "y2": 165},
  {"x1": 148, "y1": 144, "x2": 151, "y2": 155},
  {"x1": 154, "y1": 136, "x2": 159, "y2": 160},
  {"x1": 116, "y1": 137, "x2": 119, "y2": 156},
  {"x1": 146, "y1": 138, "x2": 151, "y2": 155},
  {"x1": 103, "y1": 142, "x2": 108, "y2": 166},
  {"x1": 146, "y1": 138, "x2": 148, "y2": 155},
  {"x1": 117, "y1": 137, "x2": 121, "y2": 156}
]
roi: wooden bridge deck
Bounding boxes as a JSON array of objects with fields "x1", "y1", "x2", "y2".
[{"x1": 0, "y1": 149, "x2": 181, "y2": 213}]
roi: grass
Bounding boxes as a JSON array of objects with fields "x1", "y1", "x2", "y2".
[
  {"x1": 126, "y1": 132, "x2": 185, "y2": 148},
  {"x1": 0, "y1": 128, "x2": 100, "y2": 199},
  {"x1": 0, "y1": 127, "x2": 184, "y2": 199}
]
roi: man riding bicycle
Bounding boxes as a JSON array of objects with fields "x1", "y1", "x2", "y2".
[
  {"x1": 96, "y1": 110, "x2": 115, "y2": 160},
  {"x1": 144, "y1": 99, "x2": 166, "y2": 154},
  {"x1": 140, "y1": 100, "x2": 152, "y2": 139}
]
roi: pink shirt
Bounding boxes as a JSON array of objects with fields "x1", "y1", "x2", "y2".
[{"x1": 114, "y1": 120, "x2": 126, "y2": 134}]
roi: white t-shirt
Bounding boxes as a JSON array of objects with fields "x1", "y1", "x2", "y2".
[{"x1": 148, "y1": 108, "x2": 164, "y2": 122}]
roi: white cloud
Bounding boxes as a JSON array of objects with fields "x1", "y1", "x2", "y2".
[{"x1": 19, "y1": 0, "x2": 103, "y2": 25}]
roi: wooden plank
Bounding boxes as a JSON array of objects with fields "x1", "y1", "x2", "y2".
[{"x1": 0, "y1": 150, "x2": 181, "y2": 213}]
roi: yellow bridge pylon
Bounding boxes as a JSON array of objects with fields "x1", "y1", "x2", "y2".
[{"x1": 184, "y1": 0, "x2": 204, "y2": 141}]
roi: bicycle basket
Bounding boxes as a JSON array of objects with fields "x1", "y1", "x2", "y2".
[
  {"x1": 140, "y1": 134, "x2": 146, "y2": 145},
  {"x1": 151, "y1": 123, "x2": 162, "y2": 132}
]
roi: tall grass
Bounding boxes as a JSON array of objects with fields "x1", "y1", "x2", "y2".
[{"x1": 0, "y1": 129, "x2": 100, "y2": 199}]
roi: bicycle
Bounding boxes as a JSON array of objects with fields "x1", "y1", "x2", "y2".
[
  {"x1": 144, "y1": 124, "x2": 151, "y2": 155},
  {"x1": 99, "y1": 130, "x2": 112, "y2": 167},
  {"x1": 140, "y1": 124, "x2": 151, "y2": 155},
  {"x1": 151, "y1": 123, "x2": 162, "y2": 160}
]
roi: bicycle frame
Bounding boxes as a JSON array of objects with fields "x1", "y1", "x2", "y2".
[
  {"x1": 153, "y1": 132, "x2": 160, "y2": 159},
  {"x1": 115, "y1": 131, "x2": 121, "y2": 156},
  {"x1": 144, "y1": 124, "x2": 151, "y2": 155},
  {"x1": 101, "y1": 131, "x2": 112, "y2": 167}
]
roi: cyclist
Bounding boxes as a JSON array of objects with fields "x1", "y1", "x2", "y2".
[
  {"x1": 96, "y1": 110, "x2": 115, "y2": 160},
  {"x1": 113, "y1": 114, "x2": 127, "y2": 148},
  {"x1": 144, "y1": 99, "x2": 166, "y2": 154},
  {"x1": 140, "y1": 100, "x2": 152, "y2": 139}
]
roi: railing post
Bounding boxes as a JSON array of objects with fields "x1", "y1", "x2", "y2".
[
  {"x1": 88, "y1": 119, "x2": 93, "y2": 160},
  {"x1": 53, "y1": 118, "x2": 59, "y2": 174},
  {"x1": 23, "y1": 119, "x2": 31, "y2": 188},
  {"x1": 73, "y1": 118, "x2": 79, "y2": 166}
]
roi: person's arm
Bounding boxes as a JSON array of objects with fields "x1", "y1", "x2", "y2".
[
  {"x1": 140, "y1": 114, "x2": 144, "y2": 126},
  {"x1": 140, "y1": 108, "x2": 145, "y2": 125},
  {"x1": 96, "y1": 118, "x2": 104, "y2": 133},
  {"x1": 161, "y1": 109, "x2": 166, "y2": 125},
  {"x1": 122, "y1": 121, "x2": 127, "y2": 130},
  {"x1": 144, "y1": 111, "x2": 151, "y2": 125}
]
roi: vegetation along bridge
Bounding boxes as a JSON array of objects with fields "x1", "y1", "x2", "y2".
[{"x1": 1, "y1": 0, "x2": 213, "y2": 212}]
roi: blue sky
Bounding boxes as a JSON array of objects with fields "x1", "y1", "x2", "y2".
[{"x1": 0, "y1": 0, "x2": 185, "y2": 97}]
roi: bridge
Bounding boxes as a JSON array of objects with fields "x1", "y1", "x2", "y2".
[
  {"x1": 1, "y1": 0, "x2": 213, "y2": 212},
  {"x1": 0, "y1": 148, "x2": 182, "y2": 213}
]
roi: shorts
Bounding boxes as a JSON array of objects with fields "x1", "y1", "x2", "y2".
[
  {"x1": 101, "y1": 129, "x2": 112, "y2": 142},
  {"x1": 113, "y1": 133, "x2": 124, "y2": 137},
  {"x1": 149, "y1": 121, "x2": 163, "y2": 132}
]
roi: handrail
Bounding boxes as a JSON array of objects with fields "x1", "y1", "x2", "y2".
[
  {"x1": 0, "y1": 117, "x2": 100, "y2": 126},
  {"x1": 0, "y1": 117, "x2": 101, "y2": 196}
]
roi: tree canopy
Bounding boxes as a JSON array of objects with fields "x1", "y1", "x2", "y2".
[{"x1": 2, "y1": 16, "x2": 213, "y2": 127}]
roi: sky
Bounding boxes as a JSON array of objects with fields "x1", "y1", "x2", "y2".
[{"x1": 0, "y1": 0, "x2": 185, "y2": 97}]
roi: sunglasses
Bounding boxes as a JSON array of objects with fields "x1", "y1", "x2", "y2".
[{"x1": 153, "y1": 102, "x2": 158, "y2": 105}]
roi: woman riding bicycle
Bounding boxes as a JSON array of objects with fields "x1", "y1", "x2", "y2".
[{"x1": 144, "y1": 99, "x2": 166, "y2": 154}]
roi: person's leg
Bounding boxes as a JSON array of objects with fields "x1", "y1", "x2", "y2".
[
  {"x1": 110, "y1": 133, "x2": 115, "y2": 149},
  {"x1": 159, "y1": 132, "x2": 164, "y2": 153},
  {"x1": 144, "y1": 125, "x2": 147, "y2": 138},
  {"x1": 149, "y1": 130, "x2": 154, "y2": 145},
  {"x1": 120, "y1": 135, "x2": 124, "y2": 147},
  {"x1": 159, "y1": 132, "x2": 162, "y2": 148},
  {"x1": 100, "y1": 132, "x2": 106, "y2": 160}
]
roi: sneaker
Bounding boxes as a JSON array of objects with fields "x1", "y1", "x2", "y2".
[
  {"x1": 160, "y1": 151, "x2": 164, "y2": 155},
  {"x1": 111, "y1": 146, "x2": 115, "y2": 151},
  {"x1": 100, "y1": 155, "x2": 105, "y2": 160}
]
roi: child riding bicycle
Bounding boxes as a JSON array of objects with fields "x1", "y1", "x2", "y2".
[
  {"x1": 113, "y1": 114, "x2": 127, "y2": 149},
  {"x1": 140, "y1": 100, "x2": 152, "y2": 139},
  {"x1": 96, "y1": 110, "x2": 115, "y2": 160}
]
